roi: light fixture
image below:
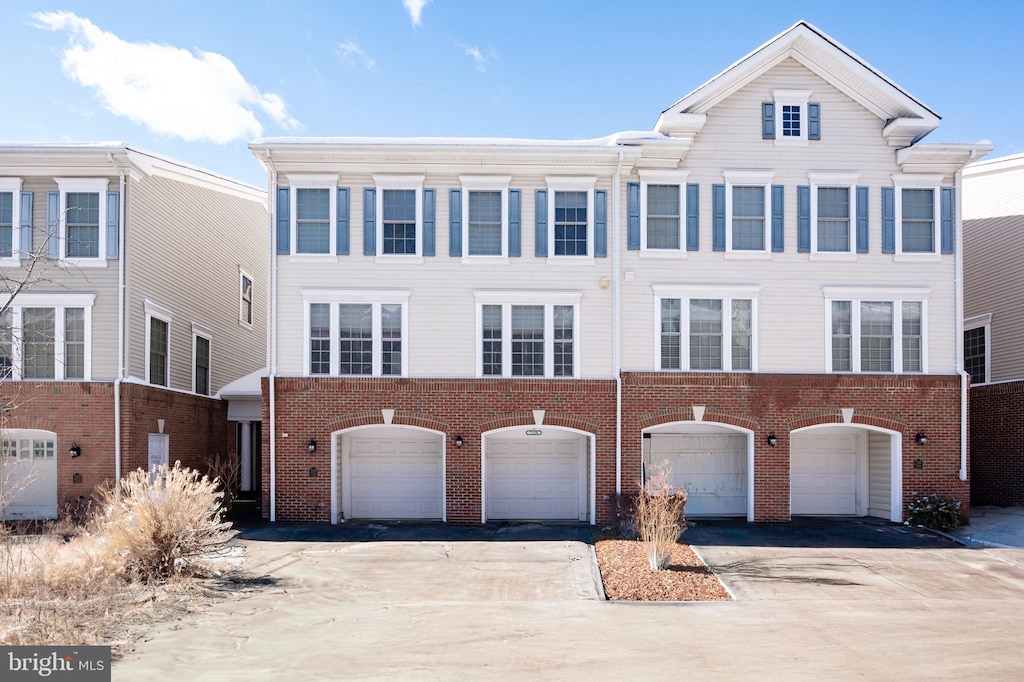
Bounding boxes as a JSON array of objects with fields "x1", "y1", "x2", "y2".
[
  {"x1": 308, "y1": 439, "x2": 317, "y2": 454},
  {"x1": 455, "y1": 435, "x2": 464, "y2": 448},
  {"x1": 68, "y1": 442, "x2": 82, "y2": 458},
  {"x1": 766, "y1": 433, "x2": 777, "y2": 448},
  {"x1": 915, "y1": 432, "x2": 927, "y2": 446}
]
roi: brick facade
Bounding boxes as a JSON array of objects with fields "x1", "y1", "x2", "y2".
[{"x1": 969, "y1": 381, "x2": 1024, "y2": 506}]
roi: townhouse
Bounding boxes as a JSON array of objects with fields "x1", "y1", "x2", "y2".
[
  {"x1": 253, "y1": 22, "x2": 988, "y2": 525},
  {"x1": 0, "y1": 144, "x2": 266, "y2": 519}
]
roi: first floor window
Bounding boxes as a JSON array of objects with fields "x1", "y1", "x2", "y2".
[
  {"x1": 658, "y1": 294, "x2": 754, "y2": 372},
  {"x1": 339, "y1": 304, "x2": 373, "y2": 375},
  {"x1": 511, "y1": 305, "x2": 545, "y2": 376},
  {"x1": 828, "y1": 296, "x2": 926, "y2": 373},
  {"x1": 0, "y1": 310, "x2": 12, "y2": 378},
  {"x1": 23, "y1": 308, "x2": 55, "y2": 379},
  {"x1": 476, "y1": 296, "x2": 580, "y2": 378},
  {"x1": 964, "y1": 320, "x2": 989, "y2": 385},
  {"x1": 0, "y1": 299, "x2": 92, "y2": 381},
  {"x1": 64, "y1": 308, "x2": 85, "y2": 380},
  {"x1": 149, "y1": 316, "x2": 169, "y2": 386},
  {"x1": 194, "y1": 334, "x2": 211, "y2": 396},
  {"x1": 304, "y1": 294, "x2": 408, "y2": 377},
  {"x1": 309, "y1": 303, "x2": 331, "y2": 374},
  {"x1": 482, "y1": 305, "x2": 502, "y2": 376}
]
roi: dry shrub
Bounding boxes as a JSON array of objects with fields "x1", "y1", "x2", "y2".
[
  {"x1": 92, "y1": 462, "x2": 237, "y2": 579},
  {"x1": 206, "y1": 453, "x2": 240, "y2": 513},
  {"x1": 635, "y1": 463, "x2": 688, "y2": 571}
]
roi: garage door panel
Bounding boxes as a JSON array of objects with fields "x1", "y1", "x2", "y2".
[
  {"x1": 651, "y1": 433, "x2": 747, "y2": 517},
  {"x1": 486, "y1": 438, "x2": 585, "y2": 521},
  {"x1": 791, "y1": 433, "x2": 860, "y2": 516},
  {"x1": 346, "y1": 433, "x2": 444, "y2": 520}
]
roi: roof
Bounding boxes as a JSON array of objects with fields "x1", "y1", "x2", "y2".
[{"x1": 216, "y1": 367, "x2": 267, "y2": 400}]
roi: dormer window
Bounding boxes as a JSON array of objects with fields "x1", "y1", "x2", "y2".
[{"x1": 762, "y1": 90, "x2": 819, "y2": 145}]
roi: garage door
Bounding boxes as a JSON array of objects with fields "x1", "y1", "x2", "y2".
[
  {"x1": 486, "y1": 438, "x2": 586, "y2": 521},
  {"x1": 791, "y1": 432, "x2": 860, "y2": 515},
  {"x1": 2, "y1": 432, "x2": 58, "y2": 520},
  {"x1": 649, "y1": 433, "x2": 748, "y2": 516},
  {"x1": 345, "y1": 431, "x2": 443, "y2": 519}
]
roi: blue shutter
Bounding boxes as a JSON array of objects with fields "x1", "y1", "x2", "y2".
[
  {"x1": 771, "y1": 185, "x2": 784, "y2": 252},
  {"x1": 508, "y1": 189, "x2": 521, "y2": 257},
  {"x1": 106, "y1": 191, "x2": 120, "y2": 260},
  {"x1": 881, "y1": 187, "x2": 895, "y2": 254},
  {"x1": 46, "y1": 191, "x2": 59, "y2": 259},
  {"x1": 336, "y1": 187, "x2": 350, "y2": 255},
  {"x1": 808, "y1": 103, "x2": 821, "y2": 140},
  {"x1": 712, "y1": 184, "x2": 725, "y2": 251},
  {"x1": 362, "y1": 188, "x2": 376, "y2": 256},
  {"x1": 626, "y1": 182, "x2": 640, "y2": 251},
  {"x1": 856, "y1": 186, "x2": 869, "y2": 253},
  {"x1": 940, "y1": 187, "x2": 954, "y2": 254},
  {"x1": 595, "y1": 189, "x2": 607, "y2": 258},
  {"x1": 535, "y1": 189, "x2": 548, "y2": 257},
  {"x1": 686, "y1": 183, "x2": 699, "y2": 251},
  {"x1": 276, "y1": 187, "x2": 290, "y2": 254},
  {"x1": 449, "y1": 189, "x2": 462, "y2": 257},
  {"x1": 797, "y1": 185, "x2": 811, "y2": 253},
  {"x1": 18, "y1": 192, "x2": 32, "y2": 259},
  {"x1": 762, "y1": 102, "x2": 776, "y2": 139},
  {"x1": 422, "y1": 188, "x2": 435, "y2": 256}
]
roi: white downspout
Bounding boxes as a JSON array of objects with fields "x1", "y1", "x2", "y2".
[
  {"x1": 109, "y1": 153, "x2": 126, "y2": 484},
  {"x1": 954, "y1": 150, "x2": 979, "y2": 483},
  {"x1": 613, "y1": 150, "x2": 624, "y2": 495},
  {"x1": 265, "y1": 151, "x2": 279, "y2": 521}
]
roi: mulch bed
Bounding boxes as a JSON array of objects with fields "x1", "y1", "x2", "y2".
[{"x1": 594, "y1": 539, "x2": 732, "y2": 601}]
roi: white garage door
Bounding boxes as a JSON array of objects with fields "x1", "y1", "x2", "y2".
[
  {"x1": 2, "y1": 432, "x2": 58, "y2": 520},
  {"x1": 649, "y1": 433, "x2": 748, "y2": 516},
  {"x1": 791, "y1": 432, "x2": 860, "y2": 515},
  {"x1": 486, "y1": 438, "x2": 586, "y2": 521},
  {"x1": 345, "y1": 431, "x2": 443, "y2": 520}
]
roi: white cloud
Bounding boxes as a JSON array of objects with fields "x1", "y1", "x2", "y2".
[
  {"x1": 32, "y1": 11, "x2": 299, "y2": 144},
  {"x1": 402, "y1": 0, "x2": 430, "y2": 27},
  {"x1": 456, "y1": 41, "x2": 498, "y2": 73},
  {"x1": 336, "y1": 41, "x2": 376, "y2": 69}
]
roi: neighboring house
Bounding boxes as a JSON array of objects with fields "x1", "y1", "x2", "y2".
[
  {"x1": 0, "y1": 144, "x2": 267, "y2": 519},
  {"x1": 963, "y1": 154, "x2": 1024, "y2": 506},
  {"x1": 251, "y1": 21, "x2": 988, "y2": 525}
]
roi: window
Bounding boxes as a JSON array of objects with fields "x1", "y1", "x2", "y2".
[
  {"x1": 55, "y1": 178, "x2": 108, "y2": 263},
  {"x1": 964, "y1": 314, "x2": 991, "y2": 385},
  {"x1": 770, "y1": 90, "x2": 811, "y2": 145},
  {"x1": 239, "y1": 270, "x2": 253, "y2": 326},
  {"x1": 824, "y1": 287, "x2": 929, "y2": 373},
  {"x1": 288, "y1": 175, "x2": 338, "y2": 257},
  {"x1": 460, "y1": 176, "x2": 510, "y2": 261},
  {"x1": 302, "y1": 290, "x2": 410, "y2": 377},
  {"x1": 545, "y1": 177, "x2": 596, "y2": 261},
  {"x1": 0, "y1": 178, "x2": 19, "y2": 260},
  {"x1": 0, "y1": 294, "x2": 93, "y2": 380},
  {"x1": 893, "y1": 175, "x2": 942, "y2": 256},
  {"x1": 809, "y1": 172, "x2": 860, "y2": 254},
  {"x1": 639, "y1": 170, "x2": 689, "y2": 253},
  {"x1": 781, "y1": 105, "x2": 801, "y2": 137},
  {"x1": 474, "y1": 292, "x2": 582, "y2": 378},
  {"x1": 1, "y1": 431, "x2": 55, "y2": 461},
  {"x1": 374, "y1": 175, "x2": 423, "y2": 260},
  {"x1": 654, "y1": 286, "x2": 758, "y2": 372},
  {"x1": 192, "y1": 325, "x2": 212, "y2": 396},
  {"x1": 145, "y1": 299, "x2": 172, "y2": 387},
  {"x1": 724, "y1": 171, "x2": 774, "y2": 254}
]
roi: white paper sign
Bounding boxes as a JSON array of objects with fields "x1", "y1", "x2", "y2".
[{"x1": 148, "y1": 433, "x2": 169, "y2": 473}]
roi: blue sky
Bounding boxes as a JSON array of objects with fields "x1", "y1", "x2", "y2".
[{"x1": 3, "y1": 1, "x2": 1021, "y2": 186}]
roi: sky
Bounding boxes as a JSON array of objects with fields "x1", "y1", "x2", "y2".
[{"x1": 2, "y1": 1, "x2": 1022, "y2": 187}]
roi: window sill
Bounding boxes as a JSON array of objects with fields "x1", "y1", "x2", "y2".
[
  {"x1": 461, "y1": 256, "x2": 511, "y2": 266},
  {"x1": 375, "y1": 255, "x2": 424, "y2": 265},
  {"x1": 893, "y1": 253, "x2": 942, "y2": 263},
  {"x1": 288, "y1": 254, "x2": 338, "y2": 264},
  {"x1": 723, "y1": 251, "x2": 772, "y2": 261},
  {"x1": 773, "y1": 137, "x2": 808, "y2": 147},
  {"x1": 809, "y1": 252, "x2": 858, "y2": 262},
  {"x1": 545, "y1": 257, "x2": 595, "y2": 266},
  {"x1": 59, "y1": 258, "x2": 108, "y2": 269},
  {"x1": 0, "y1": 258, "x2": 21, "y2": 268},
  {"x1": 638, "y1": 250, "x2": 688, "y2": 260}
]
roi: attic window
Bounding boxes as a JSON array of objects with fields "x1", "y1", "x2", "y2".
[{"x1": 763, "y1": 90, "x2": 818, "y2": 145}]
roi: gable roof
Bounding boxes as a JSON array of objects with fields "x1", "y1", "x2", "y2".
[{"x1": 654, "y1": 21, "x2": 940, "y2": 141}]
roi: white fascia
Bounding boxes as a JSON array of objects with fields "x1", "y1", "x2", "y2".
[
  {"x1": 545, "y1": 176, "x2": 597, "y2": 265},
  {"x1": 460, "y1": 175, "x2": 511, "y2": 264},
  {"x1": 638, "y1": 169, "x2": 689, "y2": 256}
]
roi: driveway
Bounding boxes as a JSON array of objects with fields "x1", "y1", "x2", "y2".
[{"x1": 115, "y1": 519, "x2": 1024, "y2": 681}]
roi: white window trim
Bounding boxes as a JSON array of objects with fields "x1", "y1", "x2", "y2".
[
  {"x1": 55, "y1": 178, "x2": 109, "y2": 268},
  {"x1": 892, "y1": 174, "x2": 943, "y2": 261},
  {"x1": 652, "y1": 284, "x2": 760, "y2": 372},
  {"x1": 460, "y1": 176, "x2": 511, "y2": 264},
  {"x1": 1, "y1": 293, "x2": 96, "y2": 381},
  {"x1": 822, "y1": 286, "x2": 931, "y2": 374},
  {"x1": 545, "y1": 176, "x2": 597, "y2": 265},
  {"x1": 723, "y1": 171, "x2": 775, "y2": 258},
  {"x1": 473, "y1": 290, "x2": 583, "y2": 378},
  {"x1": 0, "y1": 178, "x2": 23, "y2": 268},
  {"x1": 239, "y1": 268, "x2": 254, "y2": 328},
  {"x1": 374, "y1": 175, "x2": 424, "y2": 264},
  {"x1": 639, "y1": 169, "x2": 689, "y2": 257},
  {"x1": 289, "y1": 174, "x2": 338, "y2": 261},
  {"x1": 191, "y1": 323, "x2": 213, "y2": 396},
  {"x1": 301, "y1": 289, "x2": 411, "y2": 377},
  {"x1": 809, "y1": 172, "x2": 860, "y2": 259},
  {"x1": 144, "y1": 299, "x2": 173, "y2": 388},
  {"x1": 772, "y1": 89, "x2": 811, "y2": 146},
  {"x1": 964, "y1": 313, "x2": 992, "y2": 386}
]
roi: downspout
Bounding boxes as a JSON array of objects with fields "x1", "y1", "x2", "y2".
[
  {"x1": 954, "y1": 150, "x2": 980, "y2": 483},
  {"x1": 265, "y1": 151, "x2": 278, "y2": 521},
  {"x1": 612, "y1": 150, "x2": 624, "y2": 495},
  {"x1": 109, "y1": 153, "x2": 126, "y2": 484}
]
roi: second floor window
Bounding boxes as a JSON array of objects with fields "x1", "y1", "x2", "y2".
[
  {"x1": 732, "y1": 186, "x2": 765, "y2": 251},
  {"x1": 295, "y1": 188, "x2": 330, "y2": 254},
  {"x1": 382, "y1": 189, "x2": 417, "y2": 255},
  {"x1": 0, "y1": 191, "x2": 13, "y2": 259},
  {"x1": 66, "y1": 192, "x2": 100, "y2": 258},
  {"x1": 554, "y1": 191, "x2": 588, "y2": 256},
  {"x1": 468, "y1": 190, "x2": 502, "y2": 256},
  {"x1": 901, "y1": 188, "x2": 935, "y2": 253}
]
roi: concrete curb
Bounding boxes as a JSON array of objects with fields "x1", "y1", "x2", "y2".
[
  {"x1": 931, "y1": 528, "x2": 1015, "y2": 549},
  {"x1": 587, "y1": 545, "x2": 607, "y2": 601},
  {"x1": 690, "y1": 543, "x2": 737, "y2": 601}
]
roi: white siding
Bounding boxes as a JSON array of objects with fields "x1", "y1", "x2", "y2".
[{"x1": 867, "y1": 431, "x2": 891, "y2": 518}]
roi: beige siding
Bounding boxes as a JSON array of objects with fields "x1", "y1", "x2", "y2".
[
  {"x1": 126, "y1": 175, "x2": 267, "y2": 393},
  {"x1": 620, "y1": 59, "x2": 958, "y2": 374},
  {"x1": 963, "y1": 156, "x2": 1024, "y2": 220},
  {"x1": 867, "y1": 431, "x2": 891, "y2": 518}
]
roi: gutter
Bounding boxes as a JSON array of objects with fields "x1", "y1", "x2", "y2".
[
  {"x1": 109, "y1": 153, "x2": 126, "y2": 484},
  {"x1": 612, "y1": 151, "x2": 624, "y2": 495},
  {"x1": 265, "y1": 151, "x2": 278, "y2": 522},
  {"x1": 954, "y1": 149, "x2": 981, "y2": 483}
]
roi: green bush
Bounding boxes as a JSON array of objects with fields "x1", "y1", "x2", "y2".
[{"x1": 907, "y1": 493, "x2": 961, "y2": 530}]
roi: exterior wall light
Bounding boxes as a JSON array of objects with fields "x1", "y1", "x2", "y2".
[
  {"x1": 308, "y1": 439, "x2": 317, "y2": 454},
  {"x1": 69, "y1": 442, "x2": 82, "y2": 458},
  {"x1": 915, "y1": 432, "x2": 927, "y2": 446},
  {"x1": 455, "y1": 435, "x2": 464, "y2": 448},
  {"x1": 766, "y1": 433, "x2": 777, "y2": 447}
]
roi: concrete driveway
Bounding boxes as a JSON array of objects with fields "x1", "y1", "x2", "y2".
[{"x1": 115, "y1": 519, "x2": 1024, "y2": 681}]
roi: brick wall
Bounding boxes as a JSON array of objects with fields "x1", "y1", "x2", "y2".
[
  {"x1": 621, "y1": 372, "x2": 968, "y2": 521},
  {"x1": 969, "y1": 381, "x2": 1024, "y2": 506},
  {"x1": 261, "y1": 377, "x2": 617, "y2": 523}
]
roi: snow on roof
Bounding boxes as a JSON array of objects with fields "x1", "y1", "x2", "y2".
[
  {"x1": 251, "y1": 131, "x2": 670, "y2": 148},
  {"x1": 216, "y1": 367, "x2": 267, "y2": 399}
]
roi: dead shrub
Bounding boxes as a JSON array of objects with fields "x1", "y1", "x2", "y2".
[
  {"x1": 92, "y1": 462, "x2": 237, "y2": 579},
  {"x1": 205, "y1": 453, "x2": 240, "y2": 513},
  {"x1": 634, "y1": 463, "x2": 688, "y2": 571}
]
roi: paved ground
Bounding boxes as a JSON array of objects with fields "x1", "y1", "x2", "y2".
[
  {"x1": 114, "y1": 518, "x2": 1024, "y2": 681},
  {"x1": 945, "y1": 505, "x2": 1024, "y2": 548}
]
